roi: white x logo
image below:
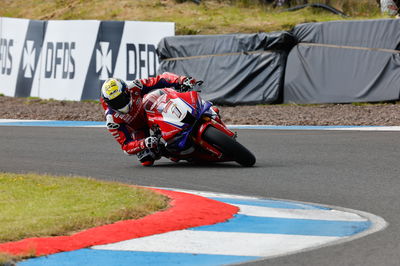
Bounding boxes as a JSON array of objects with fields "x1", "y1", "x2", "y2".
[
  {"x1": 96, "y1": 42, "x2": 112, "y2": 80},
  {"x1": 22, "y1": 40, "x2": 36, "y2": 78}
]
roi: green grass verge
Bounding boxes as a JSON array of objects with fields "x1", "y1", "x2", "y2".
[
  {"x1": 0, "y1": 172, "x2": 169, "y2": 264},
  {"x1": 0, "y1": 0, "x2": 389, "y2": 35}
]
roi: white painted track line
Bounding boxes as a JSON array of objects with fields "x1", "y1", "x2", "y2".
[
  {"x1": 237, "y1": 204, "x2": 367, "y2": 221},
  {"x1": 93, "y1": 230, "x2": 339, "y2": 257}
]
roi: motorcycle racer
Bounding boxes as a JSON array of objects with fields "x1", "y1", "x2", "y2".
[{"x1": 100, "y1": 72, "x2": 197, "y2": 166}]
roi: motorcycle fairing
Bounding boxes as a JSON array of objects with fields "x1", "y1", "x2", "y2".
[{"x1": 143, "y1": 87, "x2": 236, "y2": 161}]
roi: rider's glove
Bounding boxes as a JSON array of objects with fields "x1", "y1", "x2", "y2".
[
  {"x1": 144, "y1": 136, "x2": 159, "y2": 149},
  {"x1": 179, "y1": 77, "x2": 197, "y2": 92}
]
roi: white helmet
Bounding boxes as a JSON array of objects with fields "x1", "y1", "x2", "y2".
[{"x1": 101, "y1": 78, "x2": 131, "y2": 113}]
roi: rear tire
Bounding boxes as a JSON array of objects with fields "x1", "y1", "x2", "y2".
[{"x1": 202, "y1": 126, "x2": 256, "y2": 167}]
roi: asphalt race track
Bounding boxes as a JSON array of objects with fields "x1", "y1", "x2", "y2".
[{"x1": 1, "y1": 126, "x2": 399, "y2": 265}]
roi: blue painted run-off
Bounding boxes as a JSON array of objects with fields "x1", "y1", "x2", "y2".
[
  {"x1": 18, "y1": 249, "x2": 260, "y2": 266},
  {"x1": 17, "y1": 190, "x2": 373, "y2": 265},
  {"x1": 210, "y1": 197, "x2": 330, "y2": 210},
  {"x1": 191, "y1": 214, "x2": 371, "y2": 237}
]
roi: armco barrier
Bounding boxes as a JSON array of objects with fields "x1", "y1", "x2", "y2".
[{"x1": 0, "y1": 17, "x2": 174, "y2": 101}]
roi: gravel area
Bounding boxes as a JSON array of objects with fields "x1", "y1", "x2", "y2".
[{"x1": 1, "y1": 95, "x2": 400, "y2": 126}]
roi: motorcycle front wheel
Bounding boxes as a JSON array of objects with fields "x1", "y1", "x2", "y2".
[{"x1": 202, "y1": 126, "x2": 256, "y2": 167}]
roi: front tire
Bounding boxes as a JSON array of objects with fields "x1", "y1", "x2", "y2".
[{"x1": 202, "y1": 126, "x2": 256, "y2": 167}]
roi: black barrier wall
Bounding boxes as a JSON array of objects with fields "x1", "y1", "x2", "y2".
[
  {"x1": 284, "y1": 19, "x2": 400, "y2": 104},
  {"x1": 157, "y1": 32, "x2": 296, "y2": 105},
  {"x1": 158, "y1": 19, "x2": 400, "y2": 105}
]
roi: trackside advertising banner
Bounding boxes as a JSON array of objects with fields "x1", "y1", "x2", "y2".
[
  {"x1": 0, "y1": 18, "x2": 30, "y2": 97},
  {"x1": 15, "y1": 19, "x2": 46, "y2": 97},
  {"x1": 31, "y1": 20, "x2": 100, "y2": 101},
  {"x1": 113, "y1": 21, "x2": 175, "y2": 80},
  {"x1": 81, "y1": 21, "x2": 174, "y2": 100},
  {"x1": 0, "y1": 18, "x2": 174, "y2": 100}
]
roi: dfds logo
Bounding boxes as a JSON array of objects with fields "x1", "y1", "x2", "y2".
[
  {"x1": 44, "y1": 42, "x2": 75, "y2": 79},
  {"x1": 126, "y1": 43, "x2": 157, "y2": 80},
  {"x1": 0, "y1": 38, "x2": 13, "y2": 75},
  {"x1": 22, "y1": 40, "x2": 36, "y2": 78},
  {"x1": 96, "y1": 41, "x2": 112, "y2": 80}
]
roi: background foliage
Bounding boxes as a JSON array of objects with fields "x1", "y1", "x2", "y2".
[{"x1": 0, "y1": 0, "x2": 387, "y2": 35}]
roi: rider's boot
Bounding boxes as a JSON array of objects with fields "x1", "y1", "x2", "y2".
[
  {"x1": 169, "y1": 157, "x2": 180, "y2": 163},
  {"x1": 141, "y1": 160, "x2": 155, "y2": 166},
  {"x1": 137, "y1": 149, "x2": 156, "y2": 166}
]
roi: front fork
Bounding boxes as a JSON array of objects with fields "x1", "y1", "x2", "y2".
[{"x1": 193, "y1": 117, "x2": 235, "y2": 158}]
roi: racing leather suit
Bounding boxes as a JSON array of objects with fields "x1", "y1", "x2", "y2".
[{"x1": 100, "y1": 72, "x2": 189, "y2": 163}]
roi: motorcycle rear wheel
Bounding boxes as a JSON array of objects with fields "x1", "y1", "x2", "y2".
[{"x1": 202, "y1": 126, "x2": 256, "y2": 167}]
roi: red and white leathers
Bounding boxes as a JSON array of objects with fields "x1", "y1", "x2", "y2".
[{"x1": 100, "y1": 72, "x2": 191, "y2": 165}]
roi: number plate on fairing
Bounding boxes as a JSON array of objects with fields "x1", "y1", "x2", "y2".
[{"x1": 162, "y1": 98, "x2": 194, "y2": 128}]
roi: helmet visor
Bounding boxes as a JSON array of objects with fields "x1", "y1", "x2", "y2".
[
  {"x1": 107, "y1": 92, "x2": 130, "y2": 110},
  {"x1": 117, "y1": 101, "x2": 132, "y2": 114}
]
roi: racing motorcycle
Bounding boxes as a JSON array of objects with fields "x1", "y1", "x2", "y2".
[{"x1": 142, "y1": 84, "x2": 256, "y2": 167}]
